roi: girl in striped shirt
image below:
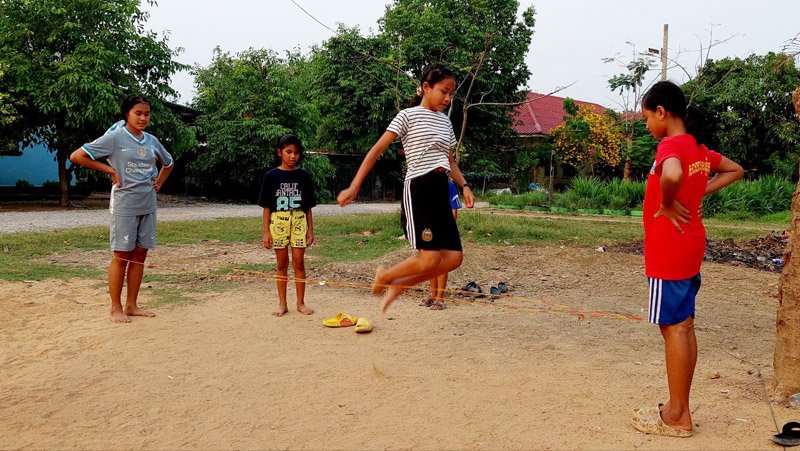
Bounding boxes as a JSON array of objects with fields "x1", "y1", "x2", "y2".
[{"x1": 337, "y1": 64, "x2": 475, "y2": 312}]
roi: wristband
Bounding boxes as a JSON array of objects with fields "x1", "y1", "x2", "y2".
[{"x1": 462, "y1": 182, "x2": 471, "y2": 189}]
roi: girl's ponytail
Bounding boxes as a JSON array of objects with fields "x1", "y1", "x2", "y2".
[
  {"x1": 684, "y1": 105, "x2": 710, "y2": 146},
  {"x1": 408, "y1": 86, "x2": 423, "y2": 108}
]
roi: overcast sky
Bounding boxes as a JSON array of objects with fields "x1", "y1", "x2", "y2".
[{"x1": 144, "y1": 0, "x2": 800, "y2": 109}]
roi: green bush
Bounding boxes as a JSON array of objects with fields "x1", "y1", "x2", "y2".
[
  {"x1": 484, "y1": 175, "x2": 790, "y2": 218},
  {"x1": 485, "y1": 190, "x2": 549, "y2": 208},
  {"x1": 301, "y1": 153, "x2": 336, "y2": 203},
  {"x1": 704, "y1": 175, "x2": 793, "y2": 217}
]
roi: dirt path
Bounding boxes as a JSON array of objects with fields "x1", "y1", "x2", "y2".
[{"x1": 0, "y1": 242, "x2": 791, "y2": 450}]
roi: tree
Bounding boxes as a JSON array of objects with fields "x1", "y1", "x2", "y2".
[
  {"x1": 310, "y1": 27, "x2": 409, "y2": 156},
  {"x1": 0, "y1": 0, "x2": 188, "y2": 206},
  {"x1": 470, "y1": 158, "x2": 501, "y2": 195},
  {"x1": 773, "y1": 35, "x2": 800, "y2": 399},
  {"x1": 774, "y1": 86, "x2": 800, "y2": 398},
  {"x1": 684, "y1": 53, "x2": 800, "y2": 178},
  {"x1": 380, "y1": 0, "x2": 536, "y2": 168},
  {"x1": 605, "y1": 45, "x2": 656, "y2": 181},
  {"x1": 0, "y1": 64, "x2": 20, "y2": 154},
  {"x1": 190, "y1": 48, "x2": 307, "y2": 196},
  {"x1": 551, "y1": 99, "x2": 622, "y2": 176}
]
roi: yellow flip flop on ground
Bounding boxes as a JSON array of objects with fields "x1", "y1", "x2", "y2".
[
  {"x1": 355, "y1": 317, "x2": 373, "y2": 333},
  {"x1": 322, "y1": 312, "x2": 357, "y2": 327}
]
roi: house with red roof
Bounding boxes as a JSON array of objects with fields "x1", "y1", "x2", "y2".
[
  {"x1": 511, "y1": 91, "x2": 609, "y2": 187},
  {"x1": 512, "y1": 91, "x2": 607, "y2": 139}
]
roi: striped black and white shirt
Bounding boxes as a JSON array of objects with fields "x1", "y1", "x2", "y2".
[{"x1": 387, "y1": 106, "x2": 456, "y2": 181}]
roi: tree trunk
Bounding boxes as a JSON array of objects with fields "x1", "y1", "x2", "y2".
[
  {"x1": 622, "y1": 138, "x2": 633, "y2": 182},
  {"x1": 773, "y1": 86, "x2": 800, "y2": 398},
  {"x1": 57, "y1": 148, "x2": 70, "y2": 208}
]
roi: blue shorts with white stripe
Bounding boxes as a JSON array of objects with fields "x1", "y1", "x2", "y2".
[{"x1": 647, "y1": 274, "x2": 701, "y2": 325}]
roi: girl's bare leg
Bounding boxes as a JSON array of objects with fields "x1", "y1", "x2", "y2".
[
  {"x1": 273, "y1": 248, "x2": 290, "y2": 317},
  {"x1": 124, "y1": 247, "x2": 154, "y2": 318},
  {"x1": 373, "y1": 250, "x2": 443, "y2": 295},
  {"x1": 109, "y1": 251, "x2": 131, "y2": 323},
  {"x1": 435, "y1": 272, "x2": 448, "y2": 301},
  {"x1": 292, "y1": 247, "x2": 313, "y2": 315},
  {"x1": 429, "y1": 276, "x2": 438, "y2": 301},
  {"x1": 658, "y1": 316, "x2": 697, "y2": 431},
  {"x1": 380, "y1": 250, "x2": 463, "y2": 312}
]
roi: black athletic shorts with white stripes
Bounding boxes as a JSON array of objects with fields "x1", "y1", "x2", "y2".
[{"x1": 400, "y1": 169, "x2": 462, "y2": 251}]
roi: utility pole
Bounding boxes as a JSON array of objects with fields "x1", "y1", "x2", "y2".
[{"x1": 661, "y1": 24, "x2": 669, "y2": 81}]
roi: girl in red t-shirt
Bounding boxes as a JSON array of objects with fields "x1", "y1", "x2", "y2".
[{"x1": 632, "y1": 81, "x2": 743, "y2": 438}]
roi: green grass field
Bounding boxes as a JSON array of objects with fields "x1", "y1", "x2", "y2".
[{"x1": 0, "y1": 210, "x2": 789, "y2": 284}]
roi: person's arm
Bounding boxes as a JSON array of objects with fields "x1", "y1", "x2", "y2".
[
  {"x1": 69, "y1": 148, "x2": 120, "y2": 187},
  {"x1": 153, "y1": 163, "x2": 173, "y2": 193},
  {"x1": 654, "y1": 157, "x2": 691, "y2": 232},
  {"x1": 306, "y1": 208, "x2": 314, "y2": 246},
  {"x1": 337, "y1": 131, "x2": 398, "y2": 206},
  {"x1": 705, "y1": 156, "x2": 744, "y2": 195},
  {"x1": 448, "y1": 154, "x2": 475, "y2": 208},
  {"x1": 262, "y1": 208, "x2": 273, "y2": 249}
]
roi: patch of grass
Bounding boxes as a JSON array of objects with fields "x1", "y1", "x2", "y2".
[
  {"x1": 0, "y1": 210, "x2": 789, "y2": 283},
  {"x1": 312, "y1": 213, "x2": 406, "y2": 264},
  {"x1": 0, "y1": 226, "x2": 108, "y2": 281},
  {"x1": 758, "y1": 211, "x2": 791, "y2": 223},
  {"x1": 458, "y1": 212, "x2": 642, "y2": 246},
  {"x1": 158, "y1": 218, "x2": 262, "y2": 244},
  {"x1": 144, "y1": 274, "x2": 250, "y2": 308},
  {"x1": 146, "y1": 286, "x2": 197, "y2": 308},
  {"x1": 221, "y1": 263, "x2": 277, "y2": 273}
]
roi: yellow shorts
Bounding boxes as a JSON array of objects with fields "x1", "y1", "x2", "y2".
[{"x1": 270, "y1": 210, "x2": 308, "y2": 248}]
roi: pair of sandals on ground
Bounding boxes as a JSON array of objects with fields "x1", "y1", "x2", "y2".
[
  {"x1": 460, "y1": 280, "x2": 509, "y2": 297},
  {"x1": 419, "y1": 280, "x2": 510, "y2": 310}
]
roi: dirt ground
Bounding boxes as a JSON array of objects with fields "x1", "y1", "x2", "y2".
[{"x1": 0, "y1": 238, "x2": 793, "y2": 450}]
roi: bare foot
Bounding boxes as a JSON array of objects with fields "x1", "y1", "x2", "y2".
[
  {"x1": 125, "y1": 307, "x2": 156, "y2": 318},
  {"x1": 380, "y1": 284, "x2": 406, "y2": 313},
  {"x1": 272, "y1": 307, "x2": 289, "y2": 317},
  {"x1": 297, "y1": 305, "x2": 314, "y2": 315},
  {"x1": 372, "y1": 266, "x2": 388, "y2": 296},
  {"x1": 110, "y1": 309, "x2": 131, "y2": 323}
]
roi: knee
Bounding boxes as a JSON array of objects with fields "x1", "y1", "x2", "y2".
[
  {"x1": 292, "y1": 260, "x2": 305, "y2": 273},
  {"x1": 419, "y1": 253, "x2": 442, "y2": 272},
  {"x1": 131, "y1": 247, "x2": 148, "y2": 262},
  {"x1": 441, "y1": 251, "x2": 462, "y2": 271},
  {"x1": 660, "y1": 317, "x2": 694, "y2": 336},
  {"x1": 111, "y1": 251, "x2": 131, "y2": 268},
  {"x1": 450, "y1": 252, "x2": 463, "y2": 268}
]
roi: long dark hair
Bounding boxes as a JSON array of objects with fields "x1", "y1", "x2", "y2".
[
  {"x1": 120, "y1": 94, "x2": 150, "y2": 122},
  {"x1": 408, "y1": 63, "x2": 457, "y2": 107},
  {"x1": 642, "y1": 81, "x2": 709, "y2": 145}
]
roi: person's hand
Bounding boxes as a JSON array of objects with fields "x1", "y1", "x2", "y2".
[
  {"x1": 152, "y1": 178, "x2": 161, "y2": 192},
  {"x1": 337, "y1": 186, "x2": 359, "y2": 207},
  {"x1": 654, "y1": 200, "x2": 691, "y2": 233},
  {"x1": 110, "y1": 170, "x2": 121, "y2": 188},
  {"x1": 263, "y1": 233, "x2": 273, "y2": 249},
  {"x1": 462, "y1": 186, "x2": 476, "y2": 208},
  {"x1": 307, "y1": 230, "x2": 315, "y2": 247}
]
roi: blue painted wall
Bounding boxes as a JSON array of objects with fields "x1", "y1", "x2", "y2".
[{"x1": 0, "y1": 142, "x2": 73, "y2": 186}]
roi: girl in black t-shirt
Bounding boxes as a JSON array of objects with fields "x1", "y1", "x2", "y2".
[{"x1": 257, "y1": 135, "x2": 316, "y2": 317}]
